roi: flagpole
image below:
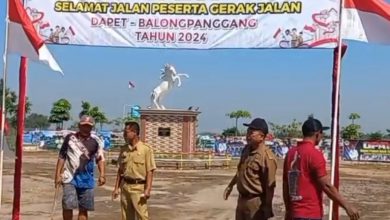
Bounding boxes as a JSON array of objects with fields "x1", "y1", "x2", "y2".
[
  {"x1": 12, "y1": 0, "x2": 28, "y2": 218},
  {"x1": 12, "y1": 57, "x2": 27, "y2": 220},
  {"x1": 328, "y1": 0, "x2": 345, "y2": 219},
  {"x1": 0, "y1": 0, "x2": 11, "y2": 210}
]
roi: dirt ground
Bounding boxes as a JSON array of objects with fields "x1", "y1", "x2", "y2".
[{"x1": 1, "y1": 151, "x2": 390, "y2": 220}]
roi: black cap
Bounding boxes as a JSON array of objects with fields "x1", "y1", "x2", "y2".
[
  {"x1": 243, "y1": 118, "x2": 268, "y2": 134},
  {"x1": 302, "y1": 118, "x2": 330, "y2": 135}
]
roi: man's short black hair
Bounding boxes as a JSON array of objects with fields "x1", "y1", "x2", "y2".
[{"x1": 124, "y1": 121, "x2": 140, "y2": 136}]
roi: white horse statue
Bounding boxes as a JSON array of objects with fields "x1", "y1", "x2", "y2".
[{"x1": 149, "y1": 64, "x2": 189, "y2": 110}]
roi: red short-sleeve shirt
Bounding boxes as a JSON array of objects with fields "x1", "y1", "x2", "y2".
[{"x1": 283, "y1": 141, "x2": 327, "y2": 218}]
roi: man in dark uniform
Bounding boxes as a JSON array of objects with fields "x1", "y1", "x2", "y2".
[{"x1": 223, "y1": 118, "x2": 277, "y2": 220}]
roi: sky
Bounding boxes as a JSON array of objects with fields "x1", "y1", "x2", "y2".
[{"x1": 0, "y1": 1, "x2": 390, "y2": 133}]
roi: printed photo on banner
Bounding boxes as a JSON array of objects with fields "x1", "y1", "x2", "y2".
[{"x1": 25, "y1": 0, "x2": 341, "y2": 49}]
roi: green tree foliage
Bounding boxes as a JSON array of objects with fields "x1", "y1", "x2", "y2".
[
  {"x1": 79, "y1": 101, "x2": 91, "y2": 118},
  {"x1": 89, "y1": 106, "x2": 108, "y2": 130},
  {"x1": 0, "y1": 79, "x2": 32, "y2": 128},
  {"x1": 341, "y1": 124, "x2": 362, "y2": 140},
  {"x1": 79, "y1": 101, "x2": 108, "y2": 130},
  {"x1": 348, "y1": 113, "x2": 361, "y2": 125},
  {"x1": 270, "y1": 119, "x2": 302, "y2": 139},
  {"x1": 366, "y1": 131, "x2": 384, "y2": 140},
  {"x1": 25, "y1": 113, "x2": 50, "y2": 129},
  {"x1": 48, "y1": 98, "x2": 72, "y2": 129},
  {"x1": 342, "y1": 113, "x2": 362, "y2": 140},
  {"x1": 222, "y1": 127, "x2": 240, "y2": 137},
  {"x1": 226, "y1": 110, "x2": 251, "y2": 136}
]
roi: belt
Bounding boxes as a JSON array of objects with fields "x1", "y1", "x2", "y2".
[{"x1": 123, "y1": 178, "x2": 146, "y2": 184}]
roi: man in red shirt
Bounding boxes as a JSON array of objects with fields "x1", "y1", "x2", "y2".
[{"x1": 283, "y1": 118, "x2": 360, "y2": 220}]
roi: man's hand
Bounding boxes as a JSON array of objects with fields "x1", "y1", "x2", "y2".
[
  {"x1": 345, "y1": 204, "x2": 360, "y2": 220},
  {"x1": 98, "y1": 176, "x2": 106, "y2": 186},
  {"x1": 143, "y1": 189, "x2": 151, "y2": 200},
  {"x1": 54, "y1": 175, "x2": 62, "y2": 188},
  {"x1": 223, "y1": 186, "x2": 233, "y2": 200},
  {"x1": 112, "y1": 188, "x2": 120, "y2": 200}
]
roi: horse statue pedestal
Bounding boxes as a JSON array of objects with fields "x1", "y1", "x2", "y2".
[{"x1": 139, "y1": 109, "x2": 200, "y2": 153}]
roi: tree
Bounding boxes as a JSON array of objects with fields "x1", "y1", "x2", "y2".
[
  {"x1": 25, "y1": 113, "x2": 50, "y2": 129},
  {"x1": 341, "y1": 124, "x2": 361, "y2": 140},
  {"x1": 79, "y1": 101, "x2": 108, "y2": 130},
  {"x1": 269, "y1": 123, "x2": 287, "y2": 138},
  {"x1": 342, "y1": 113, "x2": 362, "y2": 140},
  {"x1": 366, "y1": 131, "x2": 384, "y2": 140},
  {"x1": 222, "y1": 127, "x2": 240, "y2": 137},
  {"x1": 9, "y1": 97, "x2": 33, "y2": 128},
  {"x1": 348, "y1": 113, "x2": 361, "y2": 125},
  {"x1": 0, "y1": 79, "x2": 18, "y2": 116},
  {"x1": 0, "y1": 79, "x2": 32, "y2": 128},
  {"x1": 226, "y1": 110, "x2": 251, "y2": 136},
  {"x1": 89, "y1": 106, "x2": 108, "y2": 130},
  {"x1": 270, "y1": 119, "x2": 302, "y2": 139},
  {"x1": 285, "y1": 119, "x2": 302, "y2": 138},
  {"x1": 79, "y1": 101, "x2": 91, "y2": 118},
  {"x1": 386, "y1": 129, "x2": 390, "y2": 138},
  {"x1": 49, "y1": 98, "x2": 72, "y2": 129}
]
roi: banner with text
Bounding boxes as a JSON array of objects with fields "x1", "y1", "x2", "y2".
[
  {"x1": 25, "y1": 0, "x2": 340, "y2": 49},
  {"x1": 343, "y1": 140, "x2": 390, "y2": 162}
]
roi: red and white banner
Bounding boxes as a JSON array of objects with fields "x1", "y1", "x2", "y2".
[{"x1": 25, "y1": 0, "x2": 341, "y2": 49}]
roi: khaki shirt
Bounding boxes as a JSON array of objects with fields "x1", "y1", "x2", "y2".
[
  {"x1": 118, "y1": 141, "x2": 157, "y2": 180},
  {"x1": 236, "y1": 145, "x2": 277, "y2": 196}
]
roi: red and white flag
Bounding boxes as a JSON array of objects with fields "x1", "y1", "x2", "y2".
[
  {"x1": 7, "y1": 0, "x2": 62, "y2": 73},
  {"x1": 343, "y1": 0, "x2": 390, "y2": 44}
]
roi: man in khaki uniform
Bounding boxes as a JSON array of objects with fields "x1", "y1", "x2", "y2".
[
  {"x1": 112, "y1": 121, "x2": 156, "y2": 220},
  {"x1": 223, "y1": 118, "x2": 277, "y2": 220}
]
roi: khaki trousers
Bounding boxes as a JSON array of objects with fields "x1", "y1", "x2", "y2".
[
  {"x1": 235, "y1": 195, "x2": 269, "y2": 220},
  {"x1": 121, "y1": 183, "x2": 149, "y2": 220}
]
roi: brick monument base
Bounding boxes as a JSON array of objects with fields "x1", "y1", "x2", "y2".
[{"x1": 139, "y1": 109, "x2": 200, "y2": 153}]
